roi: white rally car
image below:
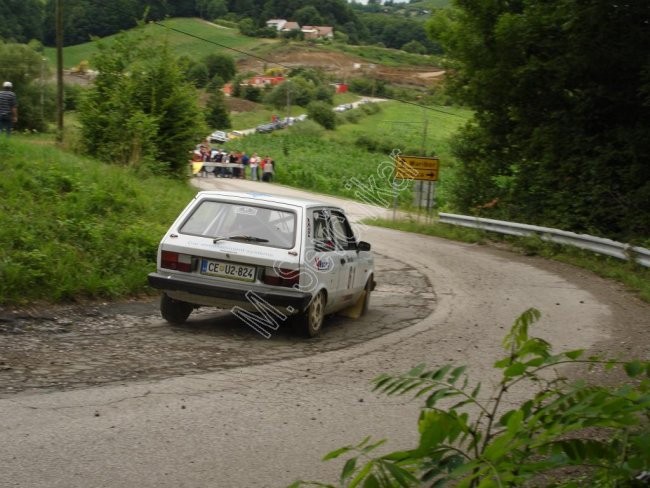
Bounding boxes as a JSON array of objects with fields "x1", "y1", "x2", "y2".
[{"x1": 148, "y1": 191, "x2": 375, "y2": 337}]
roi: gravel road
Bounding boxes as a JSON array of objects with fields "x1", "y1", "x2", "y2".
[{"x1": 1, "y1": 178, "x2": 648, "y2": 488}]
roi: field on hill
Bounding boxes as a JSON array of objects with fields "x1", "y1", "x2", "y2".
[
  {"x1": 43, "y1": 18, "x2": 277, "y2": 69},
  {"x1": 222, "y1": 100, "x2": 469, "y2": 208},
  {"x1": 44, "y1": 18, "x2": 444, "y2": 89}
]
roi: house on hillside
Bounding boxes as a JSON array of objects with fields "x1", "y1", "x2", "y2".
[
  {"x1": 266, "y1": 19, "x2": 287, "y2": 30},
  {"x1": 247, "y1": 76, "x2": 285, "y2": 87},
  {"x1": 332, "y1": 83, "x2": 348, "y2": 94},
  {"x1": 281, "y1": 21, "x2": 301, "y2": 33},
  {"x1": 223, "y1": 76, "x2": 285, "y2": 96},
  {"x1": 301, "y1": 25, "x2": 334, "y2": 40}
]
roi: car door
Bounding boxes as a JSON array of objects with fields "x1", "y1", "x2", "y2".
[
  {"x1": 329, "y1": 209, "x2": 363, "y2": 307},
  {"x1": 306, "y1": 209, "x2": 345, "y2": 311}
]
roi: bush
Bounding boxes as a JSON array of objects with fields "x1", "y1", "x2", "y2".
[
  {"x1": 292, "y1": 309, "x2": 650, "y2": 487},
  {"x1": 64, "y1": 83, "x2": 86, "y2": 111},
  {"x1": 307, "y1": 101, "x2": 336, "y2": 130},
  {"x1": 187, "y1": 62, "x2": 210, "y2": 87}
]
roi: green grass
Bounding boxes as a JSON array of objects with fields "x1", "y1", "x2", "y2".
[
  {"x1": 230, "y1": 105, "x2": 304, "y2": 131},
  {"x1": 333, "y1": 101, "x2": 471, "y2": 162},
  {"x1": 326, "y1": 42, "x2": 443, "y2": 67},
  {"x1": 365, "y1": 217, "x2": 650, "y2": 303},
  {"x1": 222, "y1": 99, "x2": 470, "y2": 208},
  {"x1": 0, "y1": 136, "x2": 196, "y2": 305},
  {"x1": 44, "y1": 17, "x2": 442, "y2": 71},
  {"x1": 44, "y1": 18, "x2": 278, "y2": 69}
]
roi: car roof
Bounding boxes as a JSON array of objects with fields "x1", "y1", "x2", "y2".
[{"x1": 194, "y1": 191, "x2": 343, "y2": 211}]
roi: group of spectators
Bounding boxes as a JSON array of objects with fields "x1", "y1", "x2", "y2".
[{"x1": 191, "y1": 143, "x2": 275, "y2": 182}]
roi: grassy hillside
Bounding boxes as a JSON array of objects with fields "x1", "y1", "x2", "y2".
[
  {"x1": 0, "y1": 136, "x2": 195, "y2": 305},
  {"x1": 43, "y1": 18, "x2": 278, "y2": 69},
  {"x1": 224, "y1": 100, "x2": 469, "y2": 206},
  {"x1": 43, "y1": 17, "x2": 440, "y2": 71}
]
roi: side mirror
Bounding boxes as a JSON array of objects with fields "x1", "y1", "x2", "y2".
[{"x1": 357, "y1": 241, "x2": 371, "y2": 252}]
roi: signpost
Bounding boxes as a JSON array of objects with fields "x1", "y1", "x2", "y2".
[
  {"x1": 395, "y1": 155, "x2": 439, "y2": 182},
  {"x1": 394, "y1": 155, "x2": 440, "y2": 219}
]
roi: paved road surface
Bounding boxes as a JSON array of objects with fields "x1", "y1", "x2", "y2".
[{"x1": 1, "y1": 178, "x2": 648, "y2": 488}]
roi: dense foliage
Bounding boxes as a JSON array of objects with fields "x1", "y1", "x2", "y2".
[
  {"x1": 294, "y1": 309, "x2": 650, "y2": 487},
  {"x1": 78, "y1": 32, "x2": 206, "y2": 175},
  {"x1": 0, "y1": 0, "x2": 43, "y2": 43},
  {"x1": 430, "y1": 0, "x2": 650, "y2": 241},
  {"x1": 0, "y1": 41, "x2": 55, "y2": 132},
  {"x1": 0, "y1": 137, "x2": 195, "y2": 304},
  {"x1": 2, "y1": 0, "x2": 441, "y2": 54}
]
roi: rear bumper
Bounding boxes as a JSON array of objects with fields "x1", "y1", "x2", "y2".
[{"x1": 148, "y1": 272, "x2": 313, "y2": 311}]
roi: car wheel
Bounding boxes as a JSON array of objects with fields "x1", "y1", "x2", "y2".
[
  {"x1": 293, "y1": 290, "x2": 326, "y2": 338},
  {"x1": 160, "y1": 293, "x2": 193, "y2": 325},
  {"x1": 360, "y1": 276, "x2": 373, "y2": 316}
]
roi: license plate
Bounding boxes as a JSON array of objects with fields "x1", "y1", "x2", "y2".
[{"x1": 200, "y1": 259, "x2": 256, "y2": 282}]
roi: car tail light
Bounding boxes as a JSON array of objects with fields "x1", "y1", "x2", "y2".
[
  {"x1": 161, "y1": 251, "x2": 192, "y2": 272},
  {"x1": 263, "y1": 267, "x2": 299, "y2": 288}
]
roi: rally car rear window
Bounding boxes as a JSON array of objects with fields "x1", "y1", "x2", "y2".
[{"x1": 179, "y1": 200, "x2": 296, "y2": 249}]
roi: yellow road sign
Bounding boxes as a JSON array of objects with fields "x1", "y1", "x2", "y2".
[{"x1": 395, "y1": 156, "x2": 439, "y2": 181}]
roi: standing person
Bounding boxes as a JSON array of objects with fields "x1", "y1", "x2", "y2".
[
  {"x1": 240, "y1": 152, "x2": 249, "y2": 179},
  {"x1": 249, "y1": 153, "x2": 259, "y2": 181},
  {"x1": 262, "y1": 155, "x2": 274, "y2": 182},
  {"x1": 0, "y1": 81, "x2": 18, "y2": 136}
]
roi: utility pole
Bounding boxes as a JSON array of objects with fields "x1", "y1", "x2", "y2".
[
  {"x1": 55, "y1": 0, "x2": 64, "y2": 143},
  {"x1": 285, "y1": 80, "x2": 291, "y2": 119}
]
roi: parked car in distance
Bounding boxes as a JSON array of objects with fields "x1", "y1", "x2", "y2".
[
  {"x1": 228, "y1": 130, "x2": 244, "y2": 140},
  {"x1": 255, "y1": 123, "x2": 275, "y2": 133},
  {"x1": 208, "y1": 130, "x2": 228, "y2": 143},
  {"x1": 148, "y1": 191, "x2": 375, "y2": 337}
]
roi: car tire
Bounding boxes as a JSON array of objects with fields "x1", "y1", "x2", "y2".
[
  {"x1": 160, "y1": 293, "x2": 193, "y2": 325},
  {"x1": 293, "y1": 290, "x2": 326, "y2": 338},
  {"x1": 360, "y1": 275, "x2": 373, "y2": 316}
]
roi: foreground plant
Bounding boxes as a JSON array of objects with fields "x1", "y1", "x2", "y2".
[{"x1": 291, "y1": 309, "x2": 650, "y2": 487}]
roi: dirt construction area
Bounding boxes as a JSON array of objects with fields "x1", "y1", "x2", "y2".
[{"x1": 237, "y1": 47, "x2": 445, "y2": 89}]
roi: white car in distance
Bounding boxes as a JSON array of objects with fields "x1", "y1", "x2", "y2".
[{"x1": 148, "y1": 191, "x2": 375, "y2": 337}]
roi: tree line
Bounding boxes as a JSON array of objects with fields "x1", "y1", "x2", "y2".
[
  {"x1": 0, "y1": 0, "x2": 441, "y2": 55},
  {"x1": 431, "y1": 0, "x2": 650, "y2": 241},
  {"x1": 1, "y1": 0, "x2": 647, "y2": 241}
]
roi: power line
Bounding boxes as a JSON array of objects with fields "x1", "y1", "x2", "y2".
[{"x1": 153, "y1": 21, "x2": 463, "y2": 118}]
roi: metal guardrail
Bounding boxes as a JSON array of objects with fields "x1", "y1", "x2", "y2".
[{"x1": 438, "y1": 213, "x2": 650, "y2": 268}]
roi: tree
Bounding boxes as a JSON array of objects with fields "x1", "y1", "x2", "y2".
[
  {"x1": 205, "y1": 90, "x2": 231, "y2": 130},
  {"x1": 264, "y1": 79, "x2": 314, "y2": 110},
  {"x1": 0, "y1": 0, "x2": 43, "y2": 43},
  {"x1": 294, "y1": 6, "x2": 323, "y2": 27},
  {"x1": 402, "y1": 39, "x2": 426, "y2": 54},
  {"x1": 187, "y1": 62, "x2": 210, "y2": 87},
  {"x1": 241, "y1": 85, "x2": 262, "y2": 103},
  {"x1": 202, "y1": 53, "x2": 236, "y2": 83},
  {"x1": 307, "y1": 101, "x2": 336, "y2": 130},
  {"x1": 428, "y1": 0, "x2": 650, "y2": 240},
  {"x1": 78, "y1": 33, "x2": 205, "y2": 176},
  {"x1": 207, "y1": 0, "x2": 228, "y2": 19},
  {"x1": 0, "y1": 41, "x2": 53, "y2": 132}
]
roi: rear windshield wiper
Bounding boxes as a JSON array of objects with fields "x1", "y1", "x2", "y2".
[
  {"x1": 228, "y1": 235, "x2": 269, "y2": 243},
  {"x1": 213, "y1": 235, "x2": 269, "y2": 243}
]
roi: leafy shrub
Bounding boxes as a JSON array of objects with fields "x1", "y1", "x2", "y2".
[
  {"x1": 293, "y1": 309, "x2": 650, "y2": 487},
  {"x1": 187, "y1": 62, "x2": 209, "y2": 87},
  {"x1": 354, "y1": 135, "x2": 393, "y2": 154},
  {"x1": 307, "y1": 101, "x2": 337, "y2": 130}
]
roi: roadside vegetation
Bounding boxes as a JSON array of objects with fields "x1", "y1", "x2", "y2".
[
  {"x1": 365, "y1": 218, "x2": 650, "y2": 303},
  {"x1": 292, "y1": 309, "x2": 650, "y2": 487},
  {"x1": 0, "y1": 137, "x2": 194, "y2": 305}
]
